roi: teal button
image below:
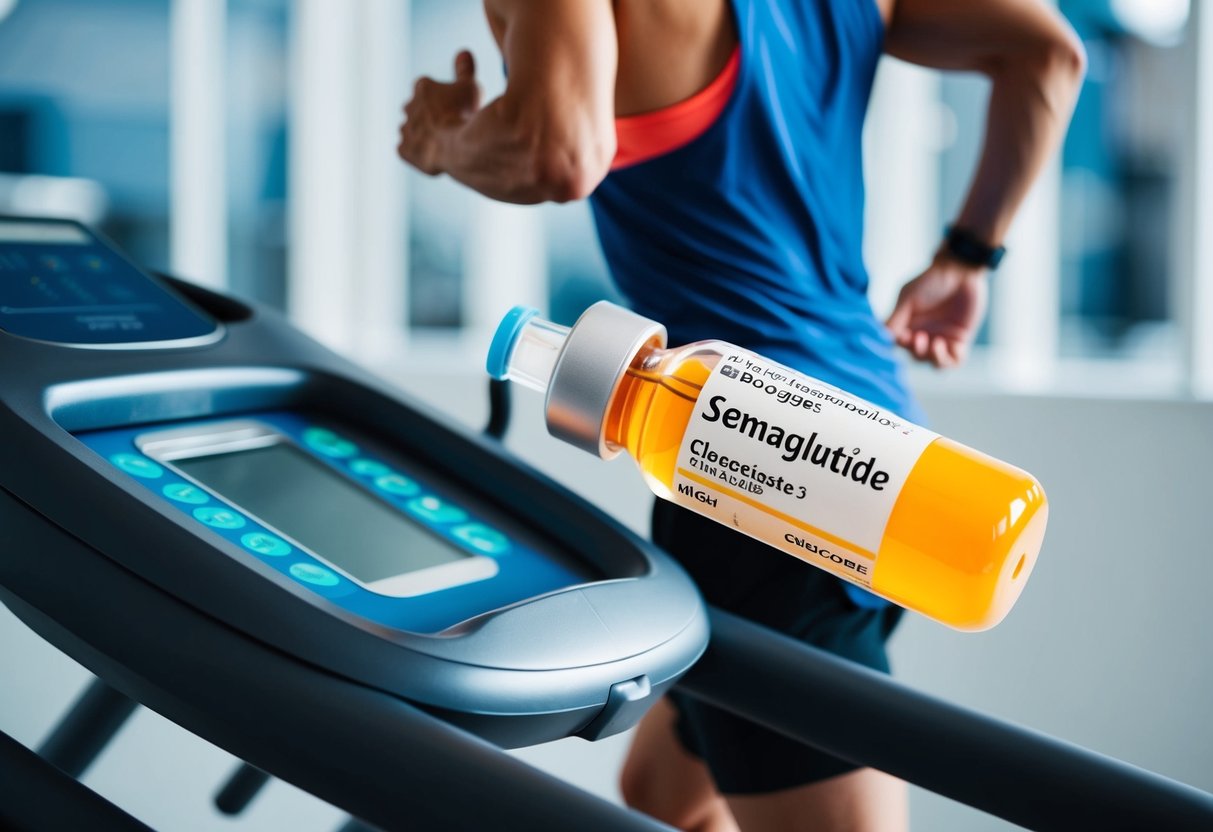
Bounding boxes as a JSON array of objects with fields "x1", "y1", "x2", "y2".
[
  {"x1": 302, "y1": 427, "x2": 358, "y2": 458},
  {"x1": 451, "y1": 524, "x2": 509, "y2": 554},
  {"x1": 406, "y1": 495, "x2": 467, "y2": 524},
  {"x1": 240, "y1": 532, "x2": 292, "y2": 557},
  {"x1": 350, "y1": 458, "x2": 391, "y2": 477},
  {"x1": 374, "y1": 473, "x2": 420, "y2": 497},
  {"x1": 289, "y1": 562, "x2": 340, "y2": 587},
  {"x1": 162, "y1": 482, "x2": 209, "y2": 505},
  {"x1": 193, "y1": 506, "x2": 247, "y2": 530},
  {"x1": 111, "y1": 453, "x2": 163, "y2": 479}
]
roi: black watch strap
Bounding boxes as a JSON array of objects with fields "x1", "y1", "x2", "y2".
[{"x1": 945, "y1": 225, "x2": 1006, "y2": 270}]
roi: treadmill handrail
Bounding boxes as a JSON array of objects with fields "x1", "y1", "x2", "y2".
[
  {"x1": 678, "y1": 607, "x2": 1213, "y2": 832},
  {"x1": 0, "y1": 727, "x2": 153, "y2": 832}
]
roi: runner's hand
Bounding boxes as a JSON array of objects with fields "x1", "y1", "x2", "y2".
[
  {"x1": 398, "y1": 50, "x2": 482, "y2": 175},
  {"x1": 885, "y1": 253, "x2": 989, "y2": 369}
]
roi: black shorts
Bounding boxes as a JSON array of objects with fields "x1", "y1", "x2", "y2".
[{"x1": 654, "y1": 499, "x2": 903, "y2": 795}]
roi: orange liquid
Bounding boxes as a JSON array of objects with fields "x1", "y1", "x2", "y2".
[
  {"x1": 604, "y1": 344, "x2": 1048, "y2": 631},
  {"x1": 605, "y1": 346, "x2": 718, "y2": 499}
]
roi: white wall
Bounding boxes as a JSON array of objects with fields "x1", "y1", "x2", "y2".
[{"x1": 3, "y1": 370, "x2": 1211, "y2": 830}]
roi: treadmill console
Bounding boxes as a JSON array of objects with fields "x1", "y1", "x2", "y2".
[
  {"x1": 77, "y1": 412, "x2": 594, "y2": 633},
  {"x1": 0, "y1": 215, "x2": 708, "y2": 749},
  {"x1": 0, "y1": 217, "x2": 220, "y2": 347}
]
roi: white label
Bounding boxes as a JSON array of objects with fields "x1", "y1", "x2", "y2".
[{"x1": 672, "y1": 350, "x2": 938, "y2": 587}]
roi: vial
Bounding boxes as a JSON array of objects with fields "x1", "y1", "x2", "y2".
[{"x1": 487, "y1": 302, "x2": 1047, "y2": 631}]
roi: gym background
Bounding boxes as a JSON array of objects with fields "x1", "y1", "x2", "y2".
[{"x1": 0, "y1": 1, "x2": 1209, "y2": 830}]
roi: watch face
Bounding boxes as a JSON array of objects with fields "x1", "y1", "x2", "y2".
[{"x1": 945, "y1": 226, "x2": 1005, "y2": 269}]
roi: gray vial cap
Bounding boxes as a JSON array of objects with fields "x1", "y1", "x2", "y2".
[{"x1": 545, "y1": 301, "x2": 667, "y2": 459}]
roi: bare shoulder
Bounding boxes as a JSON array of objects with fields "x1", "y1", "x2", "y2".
[
  {"x1": 612, "y1": 0, "x2": 735, "y2": 116},
  {"x1": 872, "y1": 0, "x2": 895, "y2": 28},
  {"x1": 479, "y1": 0, "x2": 735, "y2": 117},
  {"x1": 481, "y1": 0, "x2": 612, "y2": 45}
]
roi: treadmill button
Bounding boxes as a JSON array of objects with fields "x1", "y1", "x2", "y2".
[
  {"x1": 111, "y1": 453, "x2": 164, "y2": 479},
  {"x1": 302, "y1": 427, "x2": 358, "y2": 458},
  {"x1": 451, "y1": 524, "x2": 509, "y2": 554},
  {"x1": 289, "y1": 562, "x2": 340, "y2": 587},
  {"x1": 350, "y1": 458, "x2": 391, "y2": 477},
  {"x1": 162, "y1": 482, "x2": 209, "y2": 505},
  {"x1": 406, "y1": 495, "x2": 467, "y2": 524},
  {"x1": 193, "y1": 507, "x2": 247, "y2": 530},
  {"x1": 241, "y1": 532, "x2": 292, "y2": 557},
  {"x1": 374, "y1": 473, "x2": 420, "y2": 497}
]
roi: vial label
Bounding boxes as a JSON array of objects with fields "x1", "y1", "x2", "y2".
[{"x1": 672, "y1": 349, "x2": 939, "y2": 586}]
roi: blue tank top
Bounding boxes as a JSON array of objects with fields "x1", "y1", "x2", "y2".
[
  {"x1": 591, "y1": 0, "x2": 923, "y2": 425},
  {"x1": 590, "y1": 0, "x2": 919, "y2": 607}
]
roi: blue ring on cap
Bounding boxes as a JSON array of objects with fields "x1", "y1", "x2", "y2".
[{"x1": 486, "y1": 306, "x2": 539, "y2": 380}]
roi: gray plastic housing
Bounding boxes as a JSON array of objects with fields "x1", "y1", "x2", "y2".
[
  {"x1": 544, "y1": 301, "x2": 666, "y2": 459},
  {"x1": 0, "y1": 274, "x2": 708, "y2": 748}
]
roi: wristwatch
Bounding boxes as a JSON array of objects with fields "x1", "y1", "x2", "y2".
[{"x1": 944, "y1": 225, "x2": 1006, "y2": 270}]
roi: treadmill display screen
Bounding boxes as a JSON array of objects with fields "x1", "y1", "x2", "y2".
[
  {"x1": 0, "y1": 219, "x2": 218, "y2": 345},
  {"x1": 176, "y1": 443, "x2": 470, "y2": 584}
]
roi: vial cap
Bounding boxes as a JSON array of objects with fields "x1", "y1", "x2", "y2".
[{"x1": 546, "y1": 301, "x2": 666, "y2": 459}]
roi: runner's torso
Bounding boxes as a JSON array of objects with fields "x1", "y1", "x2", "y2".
[{"x1": 590, "y1": 0, "x2": 924, "y2": 424}]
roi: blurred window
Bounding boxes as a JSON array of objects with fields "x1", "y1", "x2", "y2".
[
  {"x1": 0, "y1": 0, "x2": 172, "y2": 263},
  {"x1": 2, "y1": 0, "x2": 1207, "y2": 397},
  {"x1": 1056, "y1": 0, "x2": 1191, "y2": 363}
]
